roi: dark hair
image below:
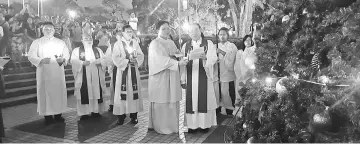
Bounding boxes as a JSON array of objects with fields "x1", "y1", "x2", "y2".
[
  {"x1": 191, "y1": 23, "x2": 205, "y2": 39},
  {"x1": 240, "y1": 35, "x2": 254, "y2": 51},
  {"x1": 122, "y1": 24, "x2": 133, "y2": 32},
  {"x1": 155, "y1": 20, "x2": 169, "y2": 30},
  {"x1": 42, "y1": 21, "x2": 54, "y2": 27},
  {"x1": 218, "y1": 27, "x2": 229, "y2": 38}
]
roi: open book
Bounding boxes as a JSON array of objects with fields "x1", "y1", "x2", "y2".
[{"x1": 0, "y1": 56, "x2": 11, "y2": 67}]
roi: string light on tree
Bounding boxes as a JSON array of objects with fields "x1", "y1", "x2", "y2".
[{"x1": 265, "y1": 77, "x2": 273, "y2": 84}]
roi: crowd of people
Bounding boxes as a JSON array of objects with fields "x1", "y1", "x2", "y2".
[
  {"x1": 0, "y1": 4, "x2": 149, "y2": 71},
  {"x1": 0, "y1": 4, "x2": 258, "y2": 136}
]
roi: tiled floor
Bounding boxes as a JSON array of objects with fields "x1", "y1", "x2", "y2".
[{"x1": 0, "y1": 79, "x2": 231, "y2": 143}]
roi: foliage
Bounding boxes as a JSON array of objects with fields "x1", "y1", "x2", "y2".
[
  {"x1": 132, "y1": 0, "x2": 178, "y2": 34},
  {"x1": 101, "y1": 0, "x2": 129, "y2": 20},
  {"x1": 231, "y1": 0, "x2": 360, "y2": 143}
]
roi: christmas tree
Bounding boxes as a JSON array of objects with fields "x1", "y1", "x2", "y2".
[{"x1": 231, "y1": 0, "x2": 360, "y2": 143}]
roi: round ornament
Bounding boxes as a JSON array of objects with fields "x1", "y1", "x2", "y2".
[
  {"x1": 276, "y1": 77, "x2": 288, "y2": 95},
  {"x1": 282, "y1": 15, "x2": 290, "y2": 23},
  {"x1": 247, "y1": 137, "x2": 256, "y2": 143},
  {"x1": 311, "y1": 107, "x2": 332, "y2": 131}
]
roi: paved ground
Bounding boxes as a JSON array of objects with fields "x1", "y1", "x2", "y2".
[{"x1": 0, "y1": 79, "x2": 232, "y2": 143}]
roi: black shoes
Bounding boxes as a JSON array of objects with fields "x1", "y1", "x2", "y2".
[
  {"x1": 226, "y1": 109, "x2": 233, "y2": 116},
  {"x1": 131, "y1": 118, "x2": 138, "y2": 124},
  {"x1": 44, "y1": 116, "x2": 55, "y2": 125},
  {"x1": 117, "y1": 113, "x2": 138, "y2": 125},
  {"x1": 108, "y1": 105, "x2": 113, "y2": 112},
  {"x1": 91, "y1": 113, "x2": 102, "y2": 118},
  {"x1": 117, "y1": 118, "x2": 125, "y2": 125},
  {"x1": 44, "y1": 114, "x2": 65, "y2": 125},
  {"x1": 187, "y1": 129, "x2": 197, "y2": 133},
  {"x1": 187, "y1": 128, "x2": 210, "y2": 133},
  {"x1": 54, "y1": 114, "x2": 65, "y2": 122},
  {"x1": 200, "y1": 128, "x2": 210, "y2": 133},
  {"x1": 80, "y1": 115, "x2": 89, "y2": 120}
]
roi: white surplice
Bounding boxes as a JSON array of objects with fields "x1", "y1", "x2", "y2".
[
  {"x1": 234, "y1": 45, "x2": 257, "y2": 115},
  {"x1": 181, "y1": 39, "x2": 218, "y2": 129},
  {"x1": 148, "y1": 37, "x2": 182, "y2": 134},
  {"x1": 104, "y1": 44, "x2": 115, "y2": 105},
  {"x1": 217, "y1": 41, "x2": 238, "y2": 110},
  {"x1": 71, "y1": 46, "x2": 107, "y2": 116},
  {"x1": 112, "y1": 38, "x2": 144, "y2": 115},
  {"x1": 27, "y1": 36, "x2": 69, "y2": 116}
]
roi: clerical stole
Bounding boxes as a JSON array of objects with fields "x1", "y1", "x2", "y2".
[
  {"x1": 185, "y1": 39, "x2": 208, "y2": 114},
  {"x1": 110, "y1": 45, "x2": 118, "y2": 92},
  {"x1": 120, "y1": 41, "x2": 139, "y2": 101},
  {"x1": 79, "y1": 46, "x2": 104, "y2": 104}
]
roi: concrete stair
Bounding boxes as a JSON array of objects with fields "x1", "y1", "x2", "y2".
[{"x1": 0, "y1": 60, "x2": 149, "y2": 108}]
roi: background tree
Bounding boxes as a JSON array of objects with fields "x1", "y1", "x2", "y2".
[
  {"x1": 102, "y1": 0, "x2": 129, "y2": 21},
  {"x1": 231, "y1": 0, "x2": 359, "y2": 143}
]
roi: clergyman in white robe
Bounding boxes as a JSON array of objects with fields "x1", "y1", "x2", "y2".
[
  {"x1": 112, "y1": 37, "x2": 144, "y2": 125},
  {"x1": 71, "y1": 36, "x2": 106, "y2": 119},
  {"x1": 181, "y1": 37, "x2": 218, "y2": 133},
  {"x1": 148, "y1": 36, "x2": 182, "y2": 134},
  {"x1": 216, "y1": 41, "x2": 238, "y2": 115},
  {"x1": 27, "y1": 22, "x2": 69, "y2": 124}
]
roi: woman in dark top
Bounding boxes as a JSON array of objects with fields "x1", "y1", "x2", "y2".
[
  {"x1": 9, "y1": 18, "x2": 24, "y2": 68},
  {"x1": 23, "y1": 17, "x2": 37, "y2": 55}
]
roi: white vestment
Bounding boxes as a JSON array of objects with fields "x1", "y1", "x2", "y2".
[
  {"x1": 71, "y1": 46, "x2": 107, "y2": 116},
  {"x1": 234, "y1": 45, "x2": 256, "y2": 115},
  {"x1": 148, "y1": 37, "x2": 182, "y2": 134},
  {"x1": 112, "y1": 38, "x2": 144, "y2": 115},
  {"x1": 28, "y1": 37, "x2": 69, "y2": 116},
  {"x1": 181, "y1": 39, "x2": 218, "y2": 129},
  {"x1": 217, "y1": 42, "x2": 238, "y2": 110}
]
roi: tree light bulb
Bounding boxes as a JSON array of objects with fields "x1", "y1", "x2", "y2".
[
  {"x1": 265, "y1": 77, "x2": 273, "y2": 84},
  {"x1": 319, "y1": 75, "x2": 330, "y2": 84},
  {"x1": 251, "y1": 78, "x2": 257, "y2": 83},
  {"x1": 137, "y1": 31, "x2": 141, "y2": 35},
  {"x1": 292, "y1": 74, "x2": 299, "y2": 79}
]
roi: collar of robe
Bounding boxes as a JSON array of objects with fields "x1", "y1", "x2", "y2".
[{"x1": 42, "y1": 36, "x2": 55, "y2": 40}]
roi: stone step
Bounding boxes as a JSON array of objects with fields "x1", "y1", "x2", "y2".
[
  {"x1": 4, "y1": 68, "x2": 147, "y2": 81},
  {"x1": 0, "y1": 75, "x2": 149, "y2": 108},
  {"x1": 3, "y1": 74, "x2": 147, "y2": 99},
  {"x1": 4, "y1": 76, "x2": 112, "y2": 89},
  {"x1": 0, "y1": 82, "x2": 110, "y2": 108},
  {"x1": 3, "y1": 85, "x2": 75, "y2": 99}
]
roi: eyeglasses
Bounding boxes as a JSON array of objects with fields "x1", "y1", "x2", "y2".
[
  {"x1": 83, "y1": 38, "x2": 93, "y2": 41},
  {"x1": 43, "y1": 28, "x2": 54, "y2": 31}
]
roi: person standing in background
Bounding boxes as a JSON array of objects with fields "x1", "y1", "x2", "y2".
[
  {"x1": 215, "y1": 27, "x2": 238, "y2": 116},
  {"x1": 95, "y1": 26, "x2": 111, "y2": 53},
  {"x1": 129, "y1": 13, "x2": 138, "y2": 31},
  {"x1": 0, "y1": 13, "x2": 9, "y2": 56},
  {"x1": 23, "y1": 17, "x2": 37, "y2": 55},
  {"x1": 72, "y1": 22, "x2": 83, "y2": 49}
]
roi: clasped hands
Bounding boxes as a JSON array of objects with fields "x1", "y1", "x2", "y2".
[
  {"x1": 40, "y1": 56, "x2": 65, "y2": 65},
  {"x1": 82, "y1": 59, "x2": 102, "y2": 66}
]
